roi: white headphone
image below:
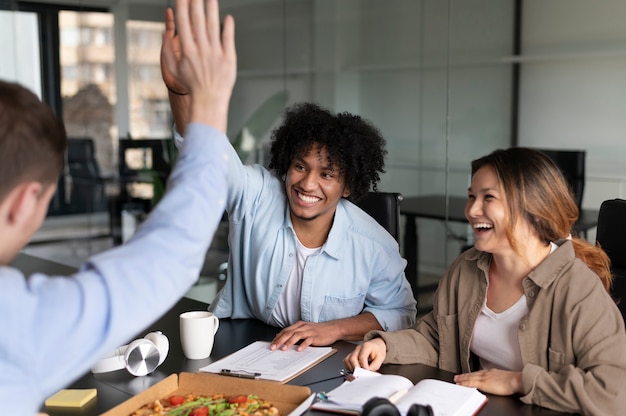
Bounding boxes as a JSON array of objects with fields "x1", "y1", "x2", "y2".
[{"x1": 91, "y1": 332, "x2": 169, "y2": 376}]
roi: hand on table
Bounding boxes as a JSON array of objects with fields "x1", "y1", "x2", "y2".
[
  {"x1": 454, "y1": 369, "x2": 523, "y2": 396},
  {"x1": 342, "y1": 337, "x2": 387, "y2": 372},
  {"x1": 270, "y1": 321, "x2": 339, "y2": 352}
]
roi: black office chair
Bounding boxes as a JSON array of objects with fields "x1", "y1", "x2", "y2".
[
  {"x1": 356, "y1": 192, "x2": 403, "y2": 242},
  {"x1": 66, "y1": 137, "x2": 108, "y2": 214},
  {"x1": 596, "y1": 198, "x2": 626, "y2": 322},
  {"x1": 535, "y1": 148, "x2": 586, "y2": 210}
]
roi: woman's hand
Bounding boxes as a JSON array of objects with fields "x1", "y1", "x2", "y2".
[
  {"x1": 454, "y1": 369, "x2": 523, "y2": 396},
  {"x1": 343, "y1": 338, "x2": 387, "y2": 372}
]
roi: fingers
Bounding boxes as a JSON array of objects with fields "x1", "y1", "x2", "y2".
[
  {"x1": 221, "y1": 14, "x2": 236, "y2": 59},
  {"x1": 270, "y1": 324, "x2": 301, "y2": 351},
  {"x1": 189, "y1": 0, "x2": 209, "y2": 54},
  {"x1": 270, "y1": 322, "x2": 325, "y2": 351},
  {"x1": 175, "y1": 0, "x2": 194, "y2": 58},
  {"x1": 161, "y1": 10, "x2": 177, "y2": 74},
  {"x1": 206, "y1": 0, "x2": 221, "y2": 48},
  {"x1": 343, "y1": 340, "x2": 385, "y2": 372}
]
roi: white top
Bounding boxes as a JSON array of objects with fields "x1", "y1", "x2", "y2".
[
  {"x1": 471, "y1": 242, "x2": 558, "y2": 371},
  {"x1": 471, "y1": 295, "x2": 529, "y2": 371},
  {"x1": 269, "y1": 238, "x2": 321, "y2": 327}
]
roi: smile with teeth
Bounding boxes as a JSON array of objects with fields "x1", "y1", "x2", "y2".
[
  {"x1": 473, "y1": 222, "x2": 493, "y2": 231},
  {"x1": 297, "y1": 191, "x2": 321, "y2": 203}
]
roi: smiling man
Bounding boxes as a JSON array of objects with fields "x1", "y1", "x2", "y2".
[{"x1": 163, "y1": 60, "x2": 417, "y2": 348}]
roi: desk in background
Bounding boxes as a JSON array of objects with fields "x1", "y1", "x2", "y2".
[
  {"x1": 400, "y1": 195, "x2": 599, "y2": 301},
  {"x1": 11, "y1": 252, "x2": 78, "y2": 276}
]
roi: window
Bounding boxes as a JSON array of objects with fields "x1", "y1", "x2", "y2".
[
  {"x1": 0, "y1": 10, "x2": 42, "y2": 97},
  {"x1": 60, "y1": 10, "x2": 116, "y2": 177},
  {"x1": 127, "y1": 19, "x2": 170, "y2": 139}
]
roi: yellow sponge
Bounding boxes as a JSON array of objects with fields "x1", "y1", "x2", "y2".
[{"x1": 45, "y1": 388, "x2": 97, "y2": 407}]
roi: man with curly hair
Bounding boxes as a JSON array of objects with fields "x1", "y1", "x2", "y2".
[{"x1": 165, "y1": 49, "x2": 416, "y2": 349}]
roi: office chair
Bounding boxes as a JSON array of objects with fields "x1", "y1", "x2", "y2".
[
  {"x1": 596, "y1": 198, "x2": 626, "y2": 322},
  {"x1": 66, "y1": 137, "x2": 108, "y2": 214},
  {"x1": 356, "y1": 192, "x2": 403, "y2": 242},
  {"x1": 536, "y1": 148, "x2": 586, "y2": 210}
]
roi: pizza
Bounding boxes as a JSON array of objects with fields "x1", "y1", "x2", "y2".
[{"x1": 130, "y1": 393, "x2": 281, "y2": 416}]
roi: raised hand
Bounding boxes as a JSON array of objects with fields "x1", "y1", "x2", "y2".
[{"x1": 161, "y1": 0, "x2": 236, "y2": 133}]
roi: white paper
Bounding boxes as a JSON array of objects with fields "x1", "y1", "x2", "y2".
[{"x1": 199, "y1": 341, "x2": 335, "y2": 382}]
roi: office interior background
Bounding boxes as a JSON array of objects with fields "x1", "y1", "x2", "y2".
[{"x1": 2, "y1": 0, "x2": 626, "y2": 301}]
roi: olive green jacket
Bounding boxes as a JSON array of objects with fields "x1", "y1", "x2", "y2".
[{"x1": 366, "y1": 240, "x2": 626, "y2": 415}]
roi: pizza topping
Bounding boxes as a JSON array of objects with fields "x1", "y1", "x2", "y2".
[
  {"x1": 130, "y1": 393, "x2": 280, "y2": 416},
  {"x1": 169, "y1": 396, "x2": 186, "y2": 406}
]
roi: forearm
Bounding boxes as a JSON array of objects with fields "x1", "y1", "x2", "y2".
[
  {"x1": 331, "y1": 312, "x2": 383, "y2": 342},
  {"x1": 169, "y1": 91, "x2": 192, "y2": 136}
]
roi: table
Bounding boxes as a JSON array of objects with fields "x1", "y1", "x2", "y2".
[
  {"x1": 11, "y1": 252, "x2": 79, "y2": 276},
  {"x1": 400, "y1": 195, "x2": 599, "y2": 299},
  {"x1": 45, "y1": 296, "x2": 570, "y2": 416}
]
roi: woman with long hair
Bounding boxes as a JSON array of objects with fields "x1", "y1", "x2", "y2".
[{"x1": 344, "y1": 147, "x2": 626, "y2": 415}]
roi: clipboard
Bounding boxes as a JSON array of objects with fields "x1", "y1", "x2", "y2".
[{"x1": 199, "y1": 341, "x2": 337, "y2": 383}]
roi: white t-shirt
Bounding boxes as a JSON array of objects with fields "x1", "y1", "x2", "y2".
[
  {"x1": 471, "y1": 295, "x2": 529, "y2": 371},
  {"x1": 269, "y1": 238, "x2": 321, "y2": 327},
  {"x1": 471, "y1": 242, "x2": 558, "y2": 371}
]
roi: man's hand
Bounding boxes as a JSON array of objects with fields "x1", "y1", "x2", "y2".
[
  {"x1": 270, "y1": 321, "x2": 339, "y2": 351},
  {"x1": 342, "y1": 338, "x2": 387, "y2": 372},
  {"x1": 161, "y1": 0, "x2": 236, "y2": 133},
  {"x1": 160, "y1": 7, "x2": 187, "y2": 96},
  {"x1": 453, "y1": 369, "x2": 524, "y2": 396},
  {"x1": 270, "y1": 313, "x2": 383, "y2": 352}
]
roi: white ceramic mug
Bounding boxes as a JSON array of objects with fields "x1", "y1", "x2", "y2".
[{"x1": 179, "y1": 311, "x2": 220, "y2": 360}]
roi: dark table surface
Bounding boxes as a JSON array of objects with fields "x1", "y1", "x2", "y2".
[
  {"x1": 12, "y1": 252, "x2": 572, "y2": 416},
  {"x1": 42, "y1": 296, "x2": 572, "y2": 416}
]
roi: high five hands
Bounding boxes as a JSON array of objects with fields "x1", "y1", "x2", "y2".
[{"x1": 160, "y1": 0, "x2": 236, "y2": 133}]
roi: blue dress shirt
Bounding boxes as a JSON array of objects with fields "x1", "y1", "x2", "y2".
[{"x1": 0, "y1": 124, "x2": 229, "y2": 415}]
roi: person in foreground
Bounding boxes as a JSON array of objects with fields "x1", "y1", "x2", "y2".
[
  {"x1": 0, "y1": 0, "x2": 235, "y2": 413},
  {"x1": 162, "y1": 31, "x2": 416, "y2": 351},
  {"x1": 344, "y1": 147, "x2": 626, "y2": 415}
]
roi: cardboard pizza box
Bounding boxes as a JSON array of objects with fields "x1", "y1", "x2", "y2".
[{"x1": 102, "y1": 372, "x2": 312, "y2": 416}]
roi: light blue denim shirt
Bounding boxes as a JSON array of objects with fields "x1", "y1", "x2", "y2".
[
  {"x1": 1, "y1": 124, "x2": 229, "y2": 415},
  {"x1": 195, "y1": 131, "x2": 417, "y2": 331}
]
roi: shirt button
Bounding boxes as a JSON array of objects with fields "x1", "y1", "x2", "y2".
[{"x1": 289, "y1": 253, "x2": 294, "y2": 257}]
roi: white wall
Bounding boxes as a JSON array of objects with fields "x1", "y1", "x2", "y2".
[{"x1": 519, "y1": 0, "x2": 626, "y2": 224}]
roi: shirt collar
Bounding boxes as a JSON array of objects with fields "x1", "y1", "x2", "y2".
[
  {"x1": 322, "y1": 201, "x2": 348, "y2": 260},
  {"x1": 469, "y1": 239, "x2": 576, "y2": 288},
  {"x1": 282, "y1": 200, "x2": 346, "y2": 260}
]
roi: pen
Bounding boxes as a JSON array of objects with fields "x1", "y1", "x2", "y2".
[
  {"x1": 220, "y1": 369, "x2": 261, "y2": 379},
  {"x1": 339, "y1": 369, "x2": 355, "y2": 381}
]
